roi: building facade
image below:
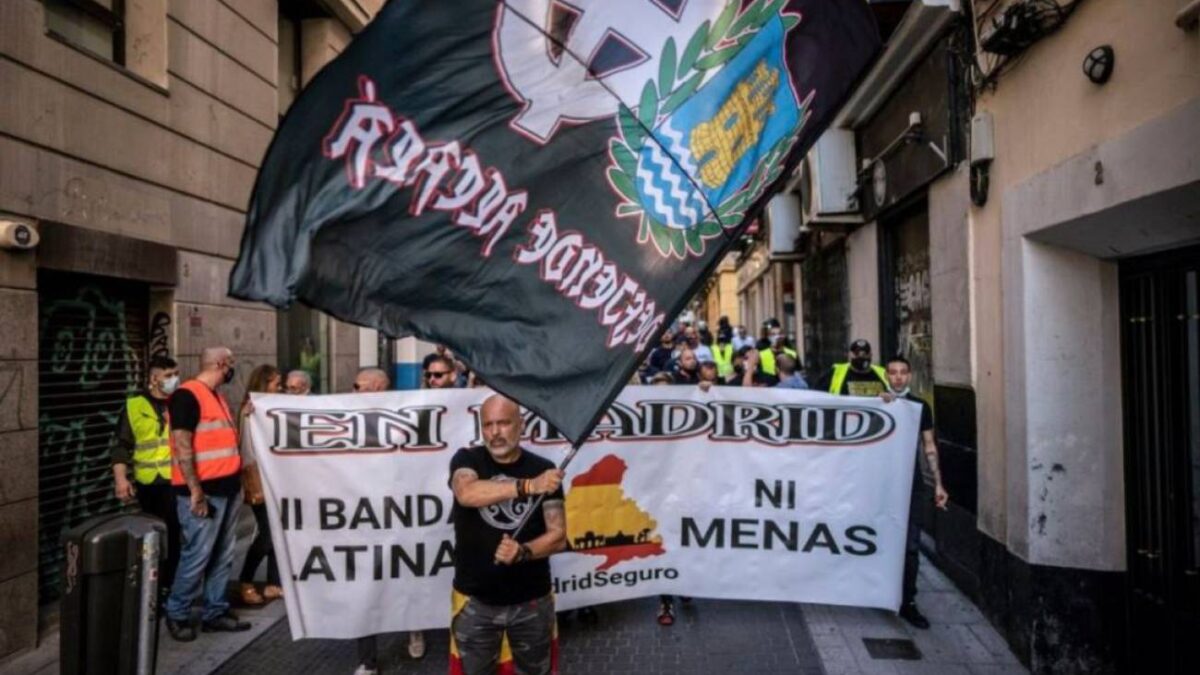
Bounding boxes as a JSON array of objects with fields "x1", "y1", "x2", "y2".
[
  {"x1": 695, "y1": 252, "x2": 741, "y2": 332},
  {"x1": 745, "y1": 0, "x2": 1200, "y2": 671},
  {"x1": 966, "y1": 1, "x2": 1199, "y2": 670},
  {"x1": 0, "y1": 0, "x2": 382, "y2": 662}
]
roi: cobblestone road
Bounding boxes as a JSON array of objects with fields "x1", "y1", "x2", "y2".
[{"x1": 212, "y1": 597, "x2": 823, "y2": 674}]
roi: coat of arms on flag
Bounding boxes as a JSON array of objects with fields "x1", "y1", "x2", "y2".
[{"x1": 606, "y1": 1, "x2": 814, "y2": 259}]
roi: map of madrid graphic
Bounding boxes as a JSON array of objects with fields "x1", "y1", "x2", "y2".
[{"x1": 565, "y1": 454, "x2": 665, "y2": 570}]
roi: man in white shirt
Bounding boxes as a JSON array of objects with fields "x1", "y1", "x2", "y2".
[{"x1": 732, "y1": 325, "x2": 755, "y2": 351}]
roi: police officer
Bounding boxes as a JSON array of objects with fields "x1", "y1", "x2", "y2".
[
  {"x1": 111, "y1": 355, "x2": 181, "y2": 596},
  {"x1": 818, "y1": 339, "x2": 888, "y2": 396}
]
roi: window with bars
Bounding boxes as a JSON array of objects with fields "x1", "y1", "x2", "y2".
[{"x1": 43, "y1": 0, "x2": 125, "y2": 65}]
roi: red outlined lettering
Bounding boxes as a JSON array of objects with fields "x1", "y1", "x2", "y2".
[
  {"x1": 513, "y1": 208, "x2": 665, "y2": 350},
  {"x1": 323, "y1": 76, "x2": 526, "y2": 258}
]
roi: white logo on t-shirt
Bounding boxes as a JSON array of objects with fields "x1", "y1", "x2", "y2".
[{"x1": 478, "y1": 473, "x2": 534, "y2": 531}]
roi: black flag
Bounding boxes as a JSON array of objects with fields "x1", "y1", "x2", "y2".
[{"x1": 230, "y1": 0, "x2": 879, "y2": 444}]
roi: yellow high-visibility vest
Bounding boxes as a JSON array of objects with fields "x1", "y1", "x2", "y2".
[
  {"x1": 760, "y1": 348, "x2": 777, "y2": 375},
  {"x1": 126, "y1": 395, "x2": 172, "y2": 484},
  {"x1": 828, "y1": 362, "x2": 888, "y2": 395},
  {"x1": 712, "y1": 343, "x2": 734, "y2": 378},
  {"x1": 760, "y1": 346, "x2": 798, "y2": 376}
]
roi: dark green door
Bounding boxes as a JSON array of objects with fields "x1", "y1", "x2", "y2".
[{"x1": 1120, "y1": 244, "x2": 1200, "y2": 673}]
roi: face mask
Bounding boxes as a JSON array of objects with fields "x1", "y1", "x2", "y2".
[
  {"x1": 770, "y1": 335, "x2": 783, "y2": 345},
  {"x1": 223, "y1": 366, "x2": 236, "y2": 384},
  {"x1": 851, "y1": 356, "x2": 871, "y2": 371},
  {"x1": 890, "y1": 385, "x2": 910, "y2": 397},
  {"x1": 160, "y1": 375, "x2": 180, "y2": 395}
]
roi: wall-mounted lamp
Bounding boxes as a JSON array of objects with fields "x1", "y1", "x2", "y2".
[
  {"x1": 0, "y1": 219, "x2": 39, "y2": 250},
  {"x1": 969, "y1": 111, "x2": 995, "y2": 207},
  {"x1": 855, "y1": 112, "x2": 923, "y2": 209},
  {"x1": 1083, "y1": 45, "x2": 1115, "y2": 85}
]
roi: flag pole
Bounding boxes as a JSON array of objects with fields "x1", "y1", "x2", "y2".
[{"x1": 509, "y1": 442, "x2": 582, "y2": 540}]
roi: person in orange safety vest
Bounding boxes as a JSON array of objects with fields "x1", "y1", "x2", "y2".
[{"x1": 163, "y1": 346, "x2": 251, "y2": 642}]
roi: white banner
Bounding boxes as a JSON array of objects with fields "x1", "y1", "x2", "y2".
[{"x1": 249, "y1": 386, "x2": 920, "y2": 639}]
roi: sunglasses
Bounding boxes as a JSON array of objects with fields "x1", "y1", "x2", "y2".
[{"x1": 425, "y1": 370, "x2": 452, "y2": 380}]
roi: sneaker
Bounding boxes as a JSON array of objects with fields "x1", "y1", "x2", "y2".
[
  {"x1": 352, "y1": 665, "x2": 378, "y2": 675},
  {"x1": 202, "y1": 611, "x2": 252, "y2": 632},
  {"x1": 408, "y1": 630, "x2": 426, "y2": 659},
  {"x1": 165, "y1": 616, "x2": 197, "y2": 642},
  {"x1": 899, "y1": 602, "x2": 931, "y2": 630},
  {"x1": 657, "y1": 601, "x2": 675, "y2": 626},
  {"x1": 263, "y1": 584, "x2": 284, "y2": 600}
]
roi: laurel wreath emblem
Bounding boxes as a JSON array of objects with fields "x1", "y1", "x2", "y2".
[{"x1": 605, "y1": 0, "x2": 802, "y2": 259}]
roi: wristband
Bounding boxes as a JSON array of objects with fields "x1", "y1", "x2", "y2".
[
  {"x1": 517, "y1": 544, "x2": 533, "y2": 563},
  {"x1": 515, "y1": 479, "x2": 526, "y2": 499}
]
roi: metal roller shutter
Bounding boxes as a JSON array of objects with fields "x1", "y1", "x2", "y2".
[{"x1": 37, "y1": 271, "x2": 148, "y2": 605}]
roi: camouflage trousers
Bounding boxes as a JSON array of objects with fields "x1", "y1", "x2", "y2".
[{"x1": 450, "y1": 592, "x2": 556, "y2": 675}]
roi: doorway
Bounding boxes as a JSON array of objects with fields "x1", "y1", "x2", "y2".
[
  {"x1": 1120, "y1": 243, "x2": 1200, "y2": 673},
  {"x1": 37, "y1": 271, "x2": 149, "y2": 605}
]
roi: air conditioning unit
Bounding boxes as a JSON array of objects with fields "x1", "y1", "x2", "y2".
[
  {"x1": 766, "y1": 192, "x2": 801, "y2": 255},
  {"x1": 799, "y1": 129, "x2": 862, "y2": 227}
]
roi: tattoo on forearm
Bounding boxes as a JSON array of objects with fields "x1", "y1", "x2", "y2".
[
  {"x1": 174, "y1": 431, "x2": 201, "y2": 490},
  {"x1": 924, "y1": 450, "x2": 943, "y2": 484},
  {"x1": 542, "y1": 499, "x2": 565, "y2": 524},
  {"x1": 529, "y1": 500, "x2": 565, "y2": 558}
]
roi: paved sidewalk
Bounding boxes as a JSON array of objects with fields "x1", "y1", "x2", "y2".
[
  {"x1": 800, "y1": 554, "x2": 1027, "y2": 674},
  {"x1": 154, "y1": 599, "x2": 288, "y2": 675},
  {"x1": 0, "y1": 599, "x2": 287, "y2": 675}
]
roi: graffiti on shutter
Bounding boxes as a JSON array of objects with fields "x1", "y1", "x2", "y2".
[
  {"x1": 38, "y1": 273, "x2": 147, "y2": 604},
  {"x1": 890, "y1": 212, "x2": 933, "y2": 405}
]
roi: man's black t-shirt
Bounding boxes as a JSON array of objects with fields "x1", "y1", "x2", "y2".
[
  {"x1": 168, "y1": 386, "x2": 240, "y2": 497},
  {"x1": 904, "y1": 393, "x2": 935, "y2": 434},
  {"x1": 449, "y1": 446, "x2": 563, "y2": 606}
]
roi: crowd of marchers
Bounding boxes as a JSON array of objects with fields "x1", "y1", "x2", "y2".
[
  {"x1": 108, "y1": 331, "x2": 949, "y2": 675},
  {"x1": 636, "y1": 316, "x2": 806, "y2": 389}
]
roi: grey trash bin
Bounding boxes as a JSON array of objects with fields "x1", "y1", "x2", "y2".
[{"x1": 61, "y1": 512, "x2": 166, "y2": 675}]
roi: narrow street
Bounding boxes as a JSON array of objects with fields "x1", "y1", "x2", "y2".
[
  {"x1": 205, "y1": 557, "x2": 1022, "y2": 675},
  {"x1": 2, "y1": 1, "x2": 1197, "y2": 673}
]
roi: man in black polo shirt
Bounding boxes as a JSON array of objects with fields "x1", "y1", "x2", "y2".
[
  {"x1": 449, "y1": 394, "x2": 566, "y2": 674},
  {"x1": 881, "y1": 355, "x2": 950, "y2": 630}
]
